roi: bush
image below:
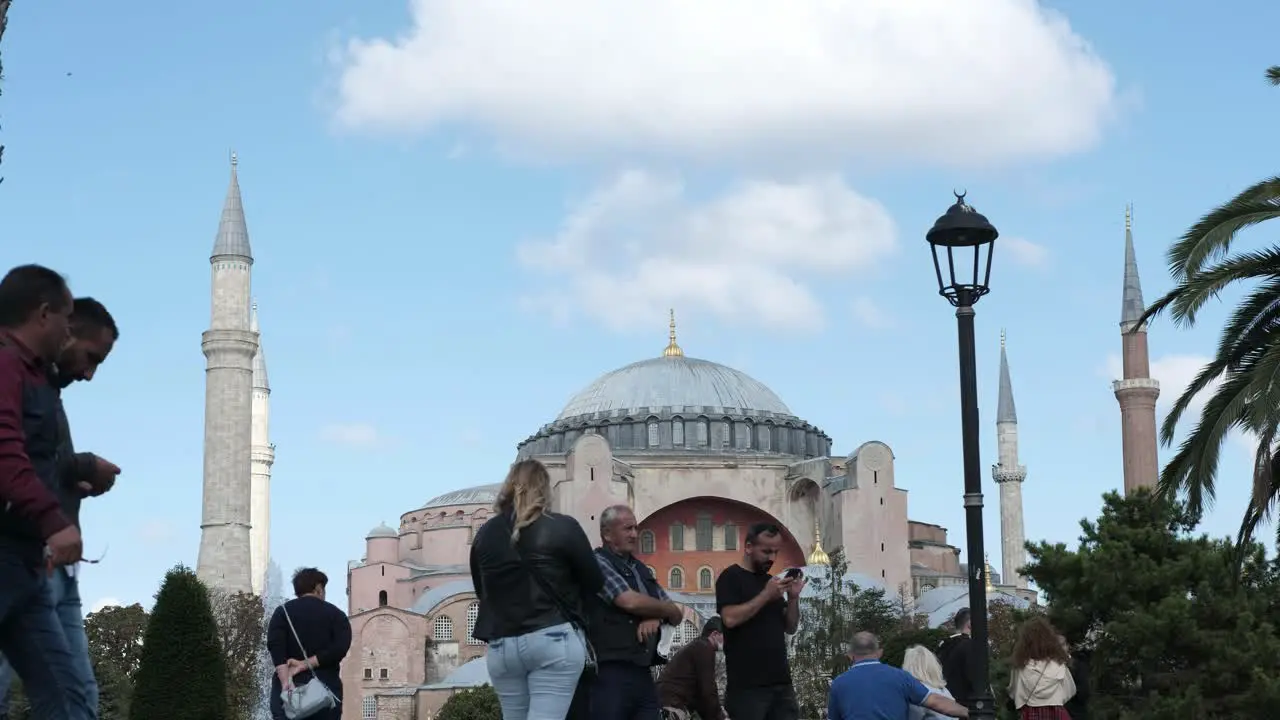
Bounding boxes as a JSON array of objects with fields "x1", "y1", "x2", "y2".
[
  {"x1": 129, "y1": 566, "x2": 229, "y2": 720},
  {"x1": 436, "y1": 684, "x2": 501, "y2": 720}
]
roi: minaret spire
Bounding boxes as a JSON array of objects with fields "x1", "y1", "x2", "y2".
[
  {"x1": 212, "y1": 151, "x2": 253, "y2": 261},
  {"x1": 1113, "y1": 205, "x2": 1161, "y2": 494},
  {"x1": 662, "y1": 308, "x2": 684, "y2": 357},
  {"x1": 249, "y1": 301, "x2": 274, "y2": 595},
  {"x1": 993, "y1": 332, "x2": 1028, "y2": 591}
]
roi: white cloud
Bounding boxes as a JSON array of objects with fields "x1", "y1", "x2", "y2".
[
  {"x1": 320, "y1": 423, "x2": 383, "y2": 447},
  {"x1": 332, "y1": 0, "x2": 1116, "y2": 167},
  {"x1": 1002, "y1": 237, "x2": 1049, "y2": 268},
  {"x1": 90, "y1": 597, "x2": 122, "y2": 613},
  {"x1": 1105, "y1": 353, "x2": 1215, "y2": 421},
  {"x1": 516, "y1": 172, "x2": 897, "y2": 331},
  {"x1": 137, "y1": 521, "x2": 175, "y2": 544},
  {"x1": 852, "y1": 297, "x2": 892, "y2": 329}
]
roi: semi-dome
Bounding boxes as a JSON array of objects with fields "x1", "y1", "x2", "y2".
[
  {"x1": 366, "y1": 522, "x2": 397, "y2": 539},
  {"x1": 557, "y1": 355, "x2": 792, "y2": 421},
  {"x1": 423, "y1": 484, "x2": 501, "y2": 510}
]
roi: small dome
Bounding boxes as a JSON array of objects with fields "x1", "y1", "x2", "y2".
[
  {"x1": 366, "y1": 523, "x2": 397, "y2": 539},
  {"x1": 558, "y1": 355, "x2": 792, "y2": 421},
  {"x1": 424, "y1": 483, "x2": 502, "y2": 510}
]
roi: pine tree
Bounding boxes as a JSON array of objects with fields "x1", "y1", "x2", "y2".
[
  {"x1": 130, "y1": 565, "x2": 229, "y2": 720},
  {"x1": 1023, "y1": 490, "x2": 1280, "y2": 718}
]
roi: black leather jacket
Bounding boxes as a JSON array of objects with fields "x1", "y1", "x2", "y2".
[{"x1": 469, "y1": 510, "x2": 604, "y2": 642}]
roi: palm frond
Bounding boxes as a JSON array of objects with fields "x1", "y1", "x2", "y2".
[
  {"x1": 1162, "y1": 247, "x2": 1280, "y2": 326},
  {"x1": 1163, "y1": 179, "x2": 1280, "y2": 282},
  {"x1": 1268, "y1": 65, "x2": 1280, "y2": 86}
]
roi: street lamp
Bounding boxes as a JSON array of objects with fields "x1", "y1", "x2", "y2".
[{"x1": 926, "y1": 191, "x2": 999, "y2": 720}]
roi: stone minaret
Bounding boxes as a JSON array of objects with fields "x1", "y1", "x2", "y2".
[
  {"x1": 197, "y1": 153, "x2": 258, "y2": 594},
  {"x1": 1113, "y1": 206, "x2": 1161, "y2": 495},
  {"x1": 992, "y1": 330, "x2": 1027, "y2": 590},
  {"x1": 249, "y1": 303, "x2": 274, "y2": 596}
]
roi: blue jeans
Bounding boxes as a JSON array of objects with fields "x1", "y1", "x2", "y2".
[
  {"x1": 0, "y1": 552, "x2": 89, "y2": 719},
  {"x1": 487, "y1": 622, "x2": 586, "y2": 720}
]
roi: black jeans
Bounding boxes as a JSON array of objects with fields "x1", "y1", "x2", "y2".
[
  {"x1": 725, "y1": 684, "x2": 799, "y2": 720},
  {"x1": 591, "y1": 662, "x2": 661, "y2": 720}
]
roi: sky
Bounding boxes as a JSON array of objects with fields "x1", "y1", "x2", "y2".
[{"x1": 2, "y1": 0, "x2": 1277, "y2": 613}]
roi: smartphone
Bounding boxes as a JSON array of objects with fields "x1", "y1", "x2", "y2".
[{"x1": 782, "y1": 567, "x2": 803, "y2": 580}]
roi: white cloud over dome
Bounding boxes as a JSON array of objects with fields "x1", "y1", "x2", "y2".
[
  {"x1": 517, "y1": 172, "x2": 896, "y2": 332},
  {"x1": 332, "y1": 0, "x2": 1118, "y2": 167}
]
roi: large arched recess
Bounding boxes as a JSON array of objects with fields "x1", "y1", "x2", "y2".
[{"x1": 636, "y1": 496, "x2": 806, "y2": 595}]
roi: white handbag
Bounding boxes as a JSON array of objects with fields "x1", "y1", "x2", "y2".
[{"x1": 278, "y1": 603, "x2": 340, "y2": 719}]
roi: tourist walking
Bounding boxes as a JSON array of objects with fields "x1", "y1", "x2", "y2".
[
  {"x1": 588, "y1": 504, "x2": 685, "y2": 720},
  {"x1": 267, "y1": 567, "x2": 352, "y2": 720},
  {"x1": 656, "y1": 616, "x2": 726, "y2": 720},
  {"x1": 470, "y1": 459, "x2": 603, "y2": 720},
  {"x1": 827, "y1": 633, "x2": 969, "y2": 720},
  {"x1": 937, "y1": 608, "x2": 978, "y2": 707},
  {"x1": 901, "y1": 645, "x2": 959, "y2": 719},
  {"x1": 0, "y1": 264, "x2": 89, "y2": 719},
  {"x1": 0, "y1": 296, "x2": 122, "y2": 719},
  {"x1": 1007, "y1": 618, "x2": 1076, "y2": 720},
  {"x1": 715, "y1": 522, "x2": 802, "y2": 720}
]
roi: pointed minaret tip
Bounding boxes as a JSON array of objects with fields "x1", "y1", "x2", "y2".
[
  {"x1": 997, "y1": 331, "x2": 1017, "y2": 424},
  {"x1": 1121, "y1": 203, "x2": 1146, "y2": 329},
  {"x1": 662, "y1": 308, "x2": 684, "y2": 357},
  {"x1": 251, "y1": 303, "x2": 269, "y2": 390},
  {"x1": 211, "y1": 152, "x2": 253, "y2": 261}
]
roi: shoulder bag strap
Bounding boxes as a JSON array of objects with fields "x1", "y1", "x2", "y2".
[
  {"x1": 507, "y1": 516, "x2": 587, "y2": 631},
  {"x1": 279, "y1": 602, "x2": 340, "y2": 702}
]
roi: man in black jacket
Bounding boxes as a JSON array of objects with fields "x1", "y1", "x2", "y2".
[
  {"x1": 268, "y1": 568, "x2": 352, "y2": 720},
  {"x1": 589, "y1": 504, "x2": 684, "y2": 720},
  {"x1": 938, "y1": 608, "x2": 978, "y2": 705}
]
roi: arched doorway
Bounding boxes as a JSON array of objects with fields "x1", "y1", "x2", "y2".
[{"x1": 636, "y1": 497, "x2": 806, "y2": 594}]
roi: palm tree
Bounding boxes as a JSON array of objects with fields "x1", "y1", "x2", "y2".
[{"x1": 1137, "y1": 65, "x2": 1280, "y2": 549}]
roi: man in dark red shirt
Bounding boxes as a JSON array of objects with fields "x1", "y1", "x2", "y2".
[
  {"x1": 657, "y1": 617, "x2": 726, "y2": 720},
  {"x1": 0, "y1": 264, "x2": 90, "y2": 718}
]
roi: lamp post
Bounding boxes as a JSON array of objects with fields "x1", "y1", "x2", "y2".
[{"x1": 926, "y1": 191, "x2": 999, "y2": 720}]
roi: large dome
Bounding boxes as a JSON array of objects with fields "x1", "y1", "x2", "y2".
[{"x1": 557, "y1": 356, "x2": 792, "y2": 421}]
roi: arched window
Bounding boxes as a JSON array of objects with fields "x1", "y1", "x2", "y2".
[
  {"x1": 696, "y1": 418, "x2": 710, "y2": 447},
  {"x1": 669, "y1": 566, "x2": 684, "y2": 589},
  {"x1": 699, "y1": 567, "x2": 713, "y2": 590},
  {"x1": 678, "y1": 619, "x2": 696, "y2": 646},
  {"x1": 670, "y1": 523, "x2": 685, "y2": 552},
  {"x1": 724, "y1": 523, "x2": 738, "y2": 551},
  {"x1": 672, "y1": 417, "x2": 685, "y2": 446},
  {"x1": 362, "y1": 695, "x2": 377, "y2": 720},
  {"x1": 757, "y1": 423, "x2": 772, "y2": 451},
  {"x1": 639, "y1": 530, "x2": 656, "y2": 554},
  {"x1": 695, "y1": 513, "x2": 713, "y2": 551},
  {"x1": 377, "y1": 590, "x2": 388, "y2": 607},
  {"x1": 646, "y1": 565, "x2": 657, "y2": 577},
  {"x1": 466, "y1": 602, "x2": 483, "y2": 645},
  {"x1": 647, "y1": 420, "x2": 660, "y2": 448},
  {"x1": 433, "y1": 614, "x2": 453, "y2": 641}
]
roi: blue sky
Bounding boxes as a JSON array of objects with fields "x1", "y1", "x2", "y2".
[{"x1": 2, "y1": 0, "x2": 1277, "y2": 611}]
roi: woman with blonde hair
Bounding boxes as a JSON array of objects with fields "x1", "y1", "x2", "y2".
[
  {"x1": 1008, "y1": 617, "x2": 1076, "y2": 720},
  {"x1": 469, "y1": 459, "x2": 604, "y2": 719},
  {"x1": 902, "y1": 645, "x2": 958, "y2": 719}
]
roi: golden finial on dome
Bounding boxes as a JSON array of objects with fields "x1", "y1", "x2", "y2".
[
  {"x1": 662, "y1": 308, "x2": 684, "y2": 357},
  {"x1": 808, "y1": 520, "x2": 830, "y2": 566},
  {"x1": 1125, "y1": 203, "x2": 1132, "y2": 232},
  {"x1": 984, "y1": 554, "x2": 995, "y2": 592}
]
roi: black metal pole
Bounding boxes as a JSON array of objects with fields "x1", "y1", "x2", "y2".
[{"x1": 956, "y1": 296, "x2": 994, "y2": 720}]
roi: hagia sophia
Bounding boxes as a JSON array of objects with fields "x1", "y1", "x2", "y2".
[{"x1": 190, "y1": 159, "x2": 1162, "y2": 720}]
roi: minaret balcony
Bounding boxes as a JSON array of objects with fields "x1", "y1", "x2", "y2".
[
  {"x1": 1112, "y1": 378, "x2": 1160, "y2": 393},
  {"x1": 992, "y1": 465, "x2": 1027, "y2": 484}
]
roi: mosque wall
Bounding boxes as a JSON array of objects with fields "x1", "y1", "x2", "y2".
[
  {"x1": 636, "y1": 497, "x2": 807, "y2": 594},
  {"x1": 397, "y1": 504, "x2": 492, "y2": 566},
  {"x1": 837, "y1": 441, "x2": 912, "y2": 595},
  {"x1": 908, "y1": 521, "x2": 962, "y2": 576},
  {"x1": 348, "y1": 560, "x2": 413, "y2": 615}
]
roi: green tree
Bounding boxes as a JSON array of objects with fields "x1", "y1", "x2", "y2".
[
  {"x1": 86, "y1": 603, "x2": 150, "y2": 720},
  {"x1": 1021, "y1": 490, "x2": 1280, "y2": 718},
  {"x1": 209, "y1": 589, "x2": 265, "y2": 720},
  {"x1": 130, "y1": 565, "x2": 229, "y2": 720},
  {"x1": 1136, "y1": 64, "x2": 1280, "y2": 548},
  {"x1": 436, "y1": 684, "x2": 501, "y2": 720}
]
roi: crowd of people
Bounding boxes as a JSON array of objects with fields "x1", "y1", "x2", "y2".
[{"x1": 0, "y1": 264, "x2": 121, "y2": 720}]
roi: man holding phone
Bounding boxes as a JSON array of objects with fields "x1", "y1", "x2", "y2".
[{"x1": 715, "y1": 523, "x2": 804, "y2": 720}]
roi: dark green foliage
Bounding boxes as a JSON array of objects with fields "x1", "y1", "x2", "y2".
[
  {"x1": 129, "y1": 565, "x2": 229, "y2": 720},
  {"x1": 87, "y1": 603, "x2": 150, "y2": 719},
  {"x1": 436, "y1": 684, "x2": 501, "y2": 720},
  {"x1": 1022, "y1": 490, "x2": 1280, "y2": 718},
  {"x1": 880, "y1": 626, "x2": 949, "y2": 669}
]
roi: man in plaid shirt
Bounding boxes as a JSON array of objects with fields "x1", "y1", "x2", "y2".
[{"x1": 588, "y1": 505, "x2": 685, "y2": 719}]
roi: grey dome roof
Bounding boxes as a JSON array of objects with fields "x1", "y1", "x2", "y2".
[
  {"x1": 557, "y1": 356, "x2": 792, "y2": 421},
  {"x1": 366, "y1": 523, "x2": 397, "y2": 539},
  {"x1": 423, "y1": 484, "x2": 501, "y2": 510}
]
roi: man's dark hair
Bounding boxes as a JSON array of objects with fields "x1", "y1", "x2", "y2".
[
  {"x1": 292, "y1": 567, "x2": 328, "y2": 597},
  {"x1": 71, "y1": 297, "x2": 119, "y2": 340},
  {"x1": 701, "y1": 617, "x2": 724, "y2": 637},
  {"x1": 953, "y1": 608, "x2": 971, "y2": 629},
  {"x1": 0, "y1": 264, "x2": 70, "y2": 328},
  {"x1": 745, "y1": 522, "x2": 781, "y2": 546}
]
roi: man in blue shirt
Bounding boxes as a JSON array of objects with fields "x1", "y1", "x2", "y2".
[{"x1": 828, "y1": 632, "x2": 969, "y2": 720}]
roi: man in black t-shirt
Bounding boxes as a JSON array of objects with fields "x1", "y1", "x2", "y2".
[{"x1": 715, "y1": 522, "x2": 803, "y2": 720}]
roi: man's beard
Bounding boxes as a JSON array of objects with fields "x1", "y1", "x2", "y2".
[{"x1": 753, "y1": 558, "x2": 774, "y2": 574}]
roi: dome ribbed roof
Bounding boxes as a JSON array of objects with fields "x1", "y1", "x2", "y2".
[
  {"x1": 424, "y1": 484, "x2": 501, "y2": 509},
  {"x1": 557, "y1": 356, "x2": 791, "y2": 421}
]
